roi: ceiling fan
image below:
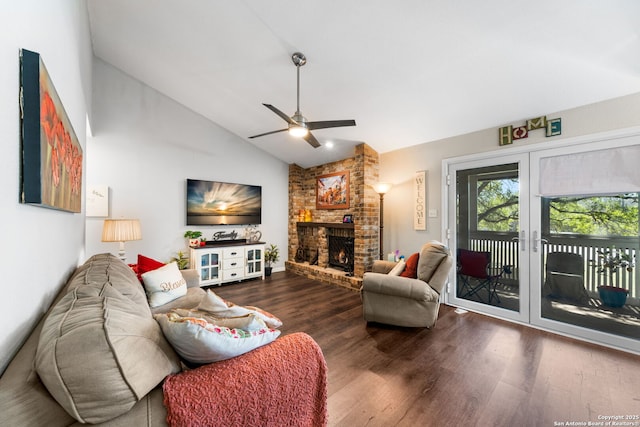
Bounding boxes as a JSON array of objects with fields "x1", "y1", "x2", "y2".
[{"x1": 249, "y1": 52, "x2": 356, "y2": 148}]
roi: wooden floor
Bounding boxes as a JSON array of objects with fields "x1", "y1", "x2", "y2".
[{"x1": 213, "y1": 271, "x2": 640, "y2": 427}]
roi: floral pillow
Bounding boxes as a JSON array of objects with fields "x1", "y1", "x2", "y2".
[
  {"x1": 154, "y1": 312, "x2": 280, "y2": 364},
  {"x1": 197, "y1": 290, "x2": 283, "y2": 328}
]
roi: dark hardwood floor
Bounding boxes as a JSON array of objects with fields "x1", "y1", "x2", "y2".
[{"x1": 212, "y1": 271, "x2": 640, "y2": 427}]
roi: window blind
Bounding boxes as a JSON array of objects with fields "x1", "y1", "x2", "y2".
[{"x1": 538, "y1": 144, "x2": 640, "y2": 197}]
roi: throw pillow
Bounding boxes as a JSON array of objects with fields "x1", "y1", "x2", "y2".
[
  {"x1": 141, "y1": 262, "x2": 188, "y2": 308},
  {"x1": 400, "y1": 252, "x2": 419, "y2": 278},
  {"x1": 135, "y1": 254, "x2": 165, "y2": 282},
  {"x1": 170, "y1": 308, "x2": 268, "y2": 331},
  {"x1": 198, "y1": 290, "x2": 283, "y2": 328},
  {"x1": 155, "y1": 312, "x2": 281, "y2": 364},
  {"x1": 388, "y1": 259, "x2": 406, "y2": 276}
]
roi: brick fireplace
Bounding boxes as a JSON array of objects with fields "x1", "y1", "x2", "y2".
[{"x1": 286, "y1": 143, "x2": 380, "y2": 291}]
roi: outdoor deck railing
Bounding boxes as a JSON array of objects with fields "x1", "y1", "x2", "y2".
[{"x1": 468, "y1": 232, "x2": 639, "y2": 299}]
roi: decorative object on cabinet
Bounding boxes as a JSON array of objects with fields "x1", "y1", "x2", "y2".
[
  {"x1": 20, "y1": 49, "x2": 83, "y2": 213},
  {"x1": 264, "y1": 244, "x2": 280, "y2": 277},
  {"x1": 184, "y1": 230, "x2": 203, "y2": 248},
  {"x1": 190, "y1": 241, "x2": 265, "y2": 286},
  {"x1": 101, "y1": 219, "x2": 142, "y2": 262},
  {"x1": 373, "y1": 182, "x2": 392, "y2": 260},
  {"x1": 342, "y1": 214, "x2": 353, "y2": 223},
  {"x1": 316, "y1": 171, "x2": 349, "y2": 209},
  {"x1": 244, "y1": 225, "x2": 262, "y2": 243}
]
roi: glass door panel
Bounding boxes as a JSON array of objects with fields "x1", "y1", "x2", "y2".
[
  {"x1": 448, "y1": 154, "x2": 530, "y2": 323},
  {"x1": 535, "y1": 193, "x2": 640, "y2": 341}
]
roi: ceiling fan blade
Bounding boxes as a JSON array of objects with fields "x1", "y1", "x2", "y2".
[
  {"x1": 303, "y1": 131, "x2": 321, "y2": 148},
  {"x1": 248, "y1": 128, "x2": 288, "y2": 139},
  {"x1": 263, "y1": 103, "x2": 296, "y2": 125},
  {"x1": 307, "y1": 119, "x2": 356, "y2": 130}
]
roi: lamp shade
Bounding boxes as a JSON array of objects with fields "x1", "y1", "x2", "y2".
[
  {"x1": 101, "y1": 219, "x2": 142, "y2": 242},
  {"x1": 373, "y1": 182, "x2": 392, "y2": 195}
]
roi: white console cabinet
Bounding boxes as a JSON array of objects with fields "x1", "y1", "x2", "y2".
[{"x1": 190, "y1": 241, "x2": 265, "y2": 287}]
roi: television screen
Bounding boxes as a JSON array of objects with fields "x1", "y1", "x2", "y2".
[{"x1": 186, "y1": 179, "x2": 262, "y2": 225}]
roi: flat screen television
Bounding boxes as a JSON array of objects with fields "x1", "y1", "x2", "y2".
[{"x1": 186, "y1": 179, "x2": 262, "y2": 225}]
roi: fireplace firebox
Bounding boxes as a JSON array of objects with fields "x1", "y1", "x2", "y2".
[{"x1": 328, "y1": 235, "x2": 354, "y2": 275}]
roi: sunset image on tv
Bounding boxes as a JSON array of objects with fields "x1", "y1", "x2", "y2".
[{"x1": 186, "y1": 179, "x2": 262, "y2": 225}]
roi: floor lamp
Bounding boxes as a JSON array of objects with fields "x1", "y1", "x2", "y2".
[
  {"x1": 101, "y1": 219, "x2": 142, "y2": 262},
  {"x1": 373, "y1": 183, "x2": 392, "y2": 260}
]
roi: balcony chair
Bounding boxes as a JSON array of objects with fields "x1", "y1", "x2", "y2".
[
  {"x1": 361, "y1": 241, "x2": 453, "y2": 328},
  {"x1": 542, "y1": 252, "x2": 589, "y2": 302},
  {"x1": 457, "y1": 248, "x2": 512, "y2": 304}
]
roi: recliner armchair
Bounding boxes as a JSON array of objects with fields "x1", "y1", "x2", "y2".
[{"x1": 361, "y1": 241, "x2": 453, "y2": 328}]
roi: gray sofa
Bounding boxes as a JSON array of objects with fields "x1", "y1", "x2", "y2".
[
  {"x1": 361, "y1": 241, "x2": 453, "y2": 328},
  {"x1": 0, "y1": 253, "x2": 323, "y2": 426}
]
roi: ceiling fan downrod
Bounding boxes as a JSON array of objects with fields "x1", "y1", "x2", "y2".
[{"x1": 291, "y1": 52, "x2": 306, "y2": 119}]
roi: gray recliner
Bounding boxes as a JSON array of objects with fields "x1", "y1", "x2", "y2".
[{"x1": 361, "y1": 241, "x2": 453, "y2": 328}]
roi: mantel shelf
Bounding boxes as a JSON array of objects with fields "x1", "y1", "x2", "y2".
[{"x1": 296, "y1": 221, "x2": 354, "y2": 229}]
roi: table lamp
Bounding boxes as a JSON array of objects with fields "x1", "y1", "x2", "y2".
[{"x1": 101, "y1": 219, "x2": 142, "y2": 262}]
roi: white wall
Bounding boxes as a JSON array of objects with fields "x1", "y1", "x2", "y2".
[
  {"x1": 0, "y1": 1, "x2": 92, "y2": 373},
  {"x1": 85, "y1": 59, "x2": 290, "y2": 268},
  {"x1": 380, "y1": 92, "x2": 640, "y2": 255}
]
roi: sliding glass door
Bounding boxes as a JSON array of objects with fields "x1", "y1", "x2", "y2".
[
  {"x1": 447, "y1": 153, "x2": 530, "y2": 324},
  {"x1": 446, "y1": 135, "x2": 640, "y2": 353}
]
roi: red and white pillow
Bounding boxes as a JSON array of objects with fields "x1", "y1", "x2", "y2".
[{"x1": 154, "y1": 312, "x2": 280, "y2": 364}]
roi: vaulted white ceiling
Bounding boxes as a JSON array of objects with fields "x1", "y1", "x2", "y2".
[{"x1": 87, "y1": 0, "x2": 640, "y2": 167}]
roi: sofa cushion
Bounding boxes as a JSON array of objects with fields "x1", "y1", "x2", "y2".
[
  {"x1": 66, "y1": 253, "x2": 150, "y2": 313},
  {"x1": 155, "y1": 312, "x2": 280, "y2": 364},
  {"x1": 35, "y1": 255, "x2": 181, "y2": 424},
  {"x1": 417, "y1": 242, "x2": 449, "y2": 283},
  {"x1": 142, "y1": 262, "x2": 188, "y2": 308}
]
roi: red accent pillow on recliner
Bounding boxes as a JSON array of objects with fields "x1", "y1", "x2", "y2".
[{"x1": 399, "y1": 253, "x2": 419, "y2": 278}]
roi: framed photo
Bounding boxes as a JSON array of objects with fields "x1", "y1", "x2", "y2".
[
  {"x1": 342, "y1": 214, "x2": 353, "y2": 223},
  {"x1": 20, "y1": 49, "x2": 83, "y2": 213},
  {"x1": 316, "y1": 171, "x2": 349, "y2": 210}
]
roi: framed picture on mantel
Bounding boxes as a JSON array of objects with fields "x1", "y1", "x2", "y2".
[{"x1": 316, "y1": 171, "x2": 349, "y2": 210}]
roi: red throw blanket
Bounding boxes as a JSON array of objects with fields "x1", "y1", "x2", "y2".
[{"x1": 163, "y1": 332, "x2": 328, "y2": 427}]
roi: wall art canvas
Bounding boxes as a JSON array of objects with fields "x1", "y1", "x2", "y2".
[
  {"x1": 316, "y1": 171, "x2": 349, "y2": 209},
  {"x1": 20, "y1": 49, "x2": 82, "y2": 213}
]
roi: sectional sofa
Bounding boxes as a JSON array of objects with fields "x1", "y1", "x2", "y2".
[{"x1": 0, "y1": 253, "x2": 327, "y2": 426}]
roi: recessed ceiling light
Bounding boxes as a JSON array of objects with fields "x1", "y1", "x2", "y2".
[{"x1": 325, "y1": 141, "x2": 334, "y2": 149}]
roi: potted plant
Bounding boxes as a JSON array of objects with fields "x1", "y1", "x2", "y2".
[
  {"x1": 170, "y1": 251, "x2": 190, "y2": 270},
  {"x1": 184, "y1": 230, "x2": 203, "y2": 248},
  {"x1": 592, "y1": 247, "x2": 635, "y2": 308},
  {"x1": 264, "y1": 244, "x2": 280, "y2": 277}
]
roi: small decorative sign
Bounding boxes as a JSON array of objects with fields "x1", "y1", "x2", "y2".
[
  {"x1": 211, "y1": 230, "x2": 238, "y2": 241},
  {"x1": 499, "y1": 115, "x2": 561, "y2": 146},
  {"x1": 414, "y1": 171, "x2": 427, "y2": 230}
]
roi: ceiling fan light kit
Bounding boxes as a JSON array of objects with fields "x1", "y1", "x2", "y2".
[{"x1": 249, "y1": 52, "x2": 356, "y2": 148}]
